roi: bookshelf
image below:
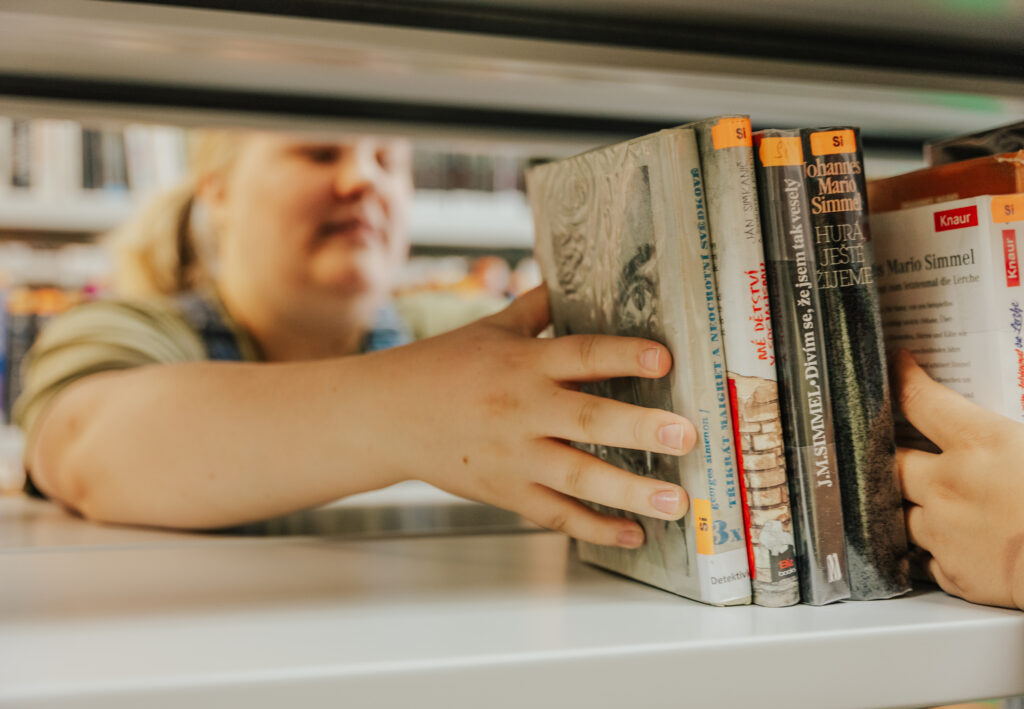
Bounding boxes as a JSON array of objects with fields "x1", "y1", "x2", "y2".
[
  {"x1": 0, "y1": 189, "x2": 535, "y2": 249},
  {"x1": 2, "y1": 492, "x2": 1023, "y2": 708},
  {"x1": 1, "y1": 2, "x2": 1023, "y2": 707}
]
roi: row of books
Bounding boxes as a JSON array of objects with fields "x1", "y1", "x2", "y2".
[
  {"x1": 0, "y1": 116, "x2": 540, "y2": 206},
  {"x1": 527, "y1": 116, "x2": 1024, "y2": 607},
  {"x1": 0, "y1": 118, "x2": 187, "y2": 200},
  {"x1": 412, "y1": 149, "x2": 534, "y2": 193}
]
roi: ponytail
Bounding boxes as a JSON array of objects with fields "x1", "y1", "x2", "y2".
[{"x1": 104, "y1": 129, "x2": 245, "y2": 298}]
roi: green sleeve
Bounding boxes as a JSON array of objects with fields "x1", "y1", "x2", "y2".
[{"x1": 12, "y1": 297, "x2": 206, "y2": 446}]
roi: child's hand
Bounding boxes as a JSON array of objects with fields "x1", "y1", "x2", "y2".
[
  {"x1": 892, "y1": 349, "x2": 1024, "y2": 610},
  {"x1": 372, "y1": 285, "x2": 695, "y2": 549}
]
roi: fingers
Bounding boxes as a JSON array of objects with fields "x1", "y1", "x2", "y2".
[
  {"x1": 904, "y1": 503, "x2": 932, "y2": 551},
  {"x1": 895, "y1": 446, "x2": 939, "y2": 505},
  {"x1": 535, "y1": 440, "x2": 689, "y2": 521},
  {"x1": 926, "y1": 557, "x2": 965, "y2": 601},
  {"x1": 518, "y1": 484, "x2": 648, "y2": 549},
  {"x1": 907, "y1": 544, "x2": 932, "y2": 582},
  {"x1": 540, "y1": 333, "x2": 673, "y2": 382},
  {"x1": 890, "y1": 349, "x2": 987, "y2": 451},
  {"x1": 543, "y1": 388, "x2": 696, "y2": 455},
  {"x1": 489, "y1": 284, "x2": 551, "y2": 337}
]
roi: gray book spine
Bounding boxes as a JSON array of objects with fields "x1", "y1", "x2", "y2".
[
  {"x1": 754, "y1": 129, "x2": 850, "y2": 605},
  {"x1": 693, "y1": 116, "x2": 800, "y2": 607},
  {"x1": 799, "y1": 127, "x2": 910, "y2": 600},
  {"x1": 528, "y1": 127, "x2": 750, "y2": 606}
]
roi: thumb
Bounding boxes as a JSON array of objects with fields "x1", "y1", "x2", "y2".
[
  {"x1": 488, "y1": 284, "x2": 552, "y2": 337},
  {"x1": 891, "y1": 348, "x2": 991, "y2": 450}
]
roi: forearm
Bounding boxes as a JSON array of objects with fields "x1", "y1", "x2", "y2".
[{"x1": 29, "y1": 357, "x2": 405, "y2": 529}]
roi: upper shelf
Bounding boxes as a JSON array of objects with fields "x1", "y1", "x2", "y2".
[{"x1": 0, "y1": 0, "x2": 1022, "y2": 151}]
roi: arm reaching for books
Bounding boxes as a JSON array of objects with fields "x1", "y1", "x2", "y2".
[
  {"x1": 892, "y1": 349, "x2": 1024, "y2": 610},
  {"x1": 28, "y1": 286, "x2": 693, "y2": 547}
]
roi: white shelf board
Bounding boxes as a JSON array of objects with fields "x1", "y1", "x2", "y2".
[
  {"x1": 0, "y1": 191, "x2": 133, "y2": 234},
  {"x1": 1, "y1": 494, "x2": 1023, "y2": 709},
  {"x1": 408, "y1": 189, "x2": 533, "y2": 249},
  {"x1": 0, "y1": 190, "x2": 535, "y2": 249}
]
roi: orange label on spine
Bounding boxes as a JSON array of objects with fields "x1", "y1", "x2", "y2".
[
  {"x1": 693, "y1": 498, "x2": 713, "y2": 555},
  {"x1": 809, "y1": 129, "x2": 857, "y2": 156},
  {"x1": 992, "y1": 194, "x2": 1024, "y2": 224},
  {"x1": 711, "y1": 117, "x2": 752, "y2": 149},
  {"x1": 759, "y1": 137, "x2": 803, "y2": 167}
]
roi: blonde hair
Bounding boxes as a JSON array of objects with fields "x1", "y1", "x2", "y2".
[{"x1": 105, "y1": 130, "x2": 247, "y2": 297}]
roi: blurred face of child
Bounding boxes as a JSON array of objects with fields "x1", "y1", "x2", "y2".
[{"x1": 208, "y1": 133, "x2": 413, "y2": 324}]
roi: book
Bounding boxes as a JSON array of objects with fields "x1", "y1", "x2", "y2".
[
  {"x1": 692, "y1": 116, "x2": 799, "y2": 607},
  {"x1": 10, "y1": 119, "x2": 31, "y2": 190},
  {"x1": 872, "y1": 193, "x2": 1024, "y2": 428},
  {"x1": 0, "y1": 117, "x2": 11, "y2": 197},
  {"x1": 753, "y1": 128, "x2": 850, "y2": 606},
  {"x1": 926, "y1": 119, "x2": 1024, "y2": 166},
  {"x1": 799, "y1": 126, "x2": 910, "y2": 601},
  {"x1": 868, "y1": 151, "x2": 1024, "y2": 214},
  {"x1": 527, "y1": 126, "x2": 751, "y2": 606}
]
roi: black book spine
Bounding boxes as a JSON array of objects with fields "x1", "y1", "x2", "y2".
[
  {"x1": 800, "y1": 127, "x2": 910, "y2": 600},
  {"x1": 82, "y1": 129, "x2": 101, "y2": 190},
  {"x1": 753, "y1": 129, "x2": 850, "y2": 605},
  {"x1": 10, "y1": 119, "x2": 31, "y2": 190}
]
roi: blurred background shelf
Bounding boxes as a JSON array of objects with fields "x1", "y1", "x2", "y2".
[
  {"x1": 1, "y1": 0, "x2": 1021, "y2": 153},
  {"x1": 0, "y1": 190, "x2": 535, "y2": 250}
]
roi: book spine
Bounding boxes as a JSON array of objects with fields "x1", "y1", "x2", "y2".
[
  {"x1": 10, "y1": 119, "x2": 32, "y2": 190},
  {"x1": 694, "y1": 117, "x2": 799, "y2": 607},
  {"x1": 753, "y1": 129, "x2": 850, "y2": 605},
  {"x1": 987, "y1": 195, "x2": 1024, "y2": 423},
  {"x1": 800, "y1": 127, "x2": 910, "y2": 600},
  {"x1": 675, "y1": 132, "x2": 752, "y2": 605}
]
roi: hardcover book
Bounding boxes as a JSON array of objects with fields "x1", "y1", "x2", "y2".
[
  {"x1": 693, "y1": 116, "x2": 799, "y2": 607},
  {"x1": 527, "y1": 127, "x2": 751, "y2": 606},
  {"x1": 753, "y1": 129, "x2": 850, "y2": 606},
  {"x1": 868, "y1": 151, "x2": 1024, "y2": 214},
  {"x1": 873, "y1": 193, "x2": 1024, "y2": 427},
  {"x1": 799, "y1": 127, "x2": 910, "y2": 601}
]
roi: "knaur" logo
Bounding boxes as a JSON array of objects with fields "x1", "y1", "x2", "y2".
[
  {"x1": 1004, "y1": 229, "x2": 1020, "y2": 287},
  {"x1": 933, "y1": 205, "x2": 979, "y2": 232}
]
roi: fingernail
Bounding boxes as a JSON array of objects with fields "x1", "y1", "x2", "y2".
[
  {"x1": 651, "y1": 489, "x2": 681, "y2": 515},
  {"x1": 658, "y1": 423, "x2": 683, "y2": 451},
  {"x1": 617, "y1": 528, "x2": 644, "y2": 548},
  {"x1": 639, "y1": 347, "x2": 660, "y2": 372}
]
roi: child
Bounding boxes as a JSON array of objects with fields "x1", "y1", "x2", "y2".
[{"x1": 14, "y1": 130, "x2": 692, "y2": 551}]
